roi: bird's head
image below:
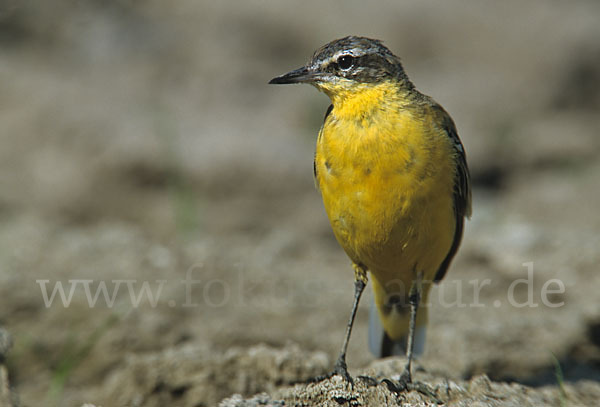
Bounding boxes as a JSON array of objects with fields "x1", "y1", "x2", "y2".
[{"x1": 269, "y1": 36, "x2": 411, "y2": 101}]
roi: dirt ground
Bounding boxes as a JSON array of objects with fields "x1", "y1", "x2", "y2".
[{"x1": 1, "y1": 1, "x2": 600, "y2": 406}]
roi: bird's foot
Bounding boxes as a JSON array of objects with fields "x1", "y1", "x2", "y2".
[
  {"x1": 381, "y1": 372, "x2": 440, "y2": 403},
  {"x1": 332, "y1": 358, "x2": 354, "y2": 385},
  {"x1": 398, "y1": 367, "x2": 413, "y2": 388},
  {"x1": 308, "y1": 358, "x2": 354, "y2": 386},
  {"x1": 356, "y1": 375, "x2": 379, "y2": 387}
]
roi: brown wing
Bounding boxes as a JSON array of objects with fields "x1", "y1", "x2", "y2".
[{"x1": 433, "y1": 109, "x2": 472, "y2": 282}]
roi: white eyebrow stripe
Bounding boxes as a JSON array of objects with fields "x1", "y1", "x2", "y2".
[{"x1": 332, "y1": 49, "x2": 365, "y2": 60}]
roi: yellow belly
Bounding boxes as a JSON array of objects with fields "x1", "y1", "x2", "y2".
[{"x1": 315, "y1": 108, "x2": 456, "y2": 294}]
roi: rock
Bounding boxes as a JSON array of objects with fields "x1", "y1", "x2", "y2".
[
  {"x1": 468, "y1": 374, "x2": 493, "y2": 396},
  {"x1": 218, "y1": 393, "x2": 284, "y2": 407},
  {"x1": 99, "y1": 342, "x2": 329, "y2": 407},
  {"x1": 217, "y1": 357, "x2": 600, "y2": 407}
]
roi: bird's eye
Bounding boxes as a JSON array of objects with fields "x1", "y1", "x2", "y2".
[{"x1": 337, "y1": 55, "x2": 355, "y2": 70}]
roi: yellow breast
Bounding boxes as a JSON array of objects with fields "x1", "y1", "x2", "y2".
[{"x1": 315, "y1": 82, "x2": 457, "y2": 286}]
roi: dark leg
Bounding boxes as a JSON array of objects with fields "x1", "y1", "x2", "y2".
[
  {"x1": 332, "y1": 277, "x2": 366, "y2": 382},
  {"x1": 310, "y1": 265, "x2": 367, "y2": 385},
  {"x1": 399, "y1": 271, "x2": 422, "y2": 384},
  {"x1": 375, "y1": 273, "x2": 440, "y2": 401},
  {"x1": 382, "y1": 271, "x2": 440, "y2": 400}
]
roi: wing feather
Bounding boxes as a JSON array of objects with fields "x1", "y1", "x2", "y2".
[{"x1": 433, "y1": 108, "x2": 472, "y2": 282}]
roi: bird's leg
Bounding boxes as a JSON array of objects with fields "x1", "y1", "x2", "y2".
[
  {"x1": 333, "y1": 266, "x2": 367, "y2": 383},
  {"x1": 382, "y1": 271, "x2": 440, "y2": 402},
  {"x1": 381, "y1": 272, "x2": 441, "y2": 404},
  {"x1": 399, "y1": 270, "x2": 423, "y2": 385},
  {"x1": 311, "y1": 264, "x2": 367, "y2": 385}
]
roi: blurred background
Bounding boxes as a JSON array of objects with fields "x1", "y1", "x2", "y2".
[{"x1": 0, "y1": 0, "x2": 599, "y2": 405}]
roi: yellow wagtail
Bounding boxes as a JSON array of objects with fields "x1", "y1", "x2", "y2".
[{"x1": 269, "y1": 36, "x2": 471, "y2": 387}]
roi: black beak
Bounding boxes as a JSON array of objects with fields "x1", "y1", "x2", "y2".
[{"x1": 269, "y1": 66, "x2": 316, "y2": 84}]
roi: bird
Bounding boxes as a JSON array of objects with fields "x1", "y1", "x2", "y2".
[{"x1": 269, "y1": 36, "x2": 471, "y2": 387}]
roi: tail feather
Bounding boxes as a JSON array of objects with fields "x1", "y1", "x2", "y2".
[{"x1": 368, "y1": 297, "x2": 427, "y2": 358}]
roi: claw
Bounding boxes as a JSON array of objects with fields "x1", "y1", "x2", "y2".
[
  {"x1": 332, "y1": 358, "x2": 354, "y2": 385},
  {"x1": 382, "y1": 376, "x2": 441, "y2": 404},
  {"x1": 357, "y1": 375, "x2": 379, "y2": 387},
  {"x1": 307, "y1": 358, "x2": 354, "y2": 386},
  {"x1": 398, "y1": 367, "x2": 412, "y2": 386}
]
